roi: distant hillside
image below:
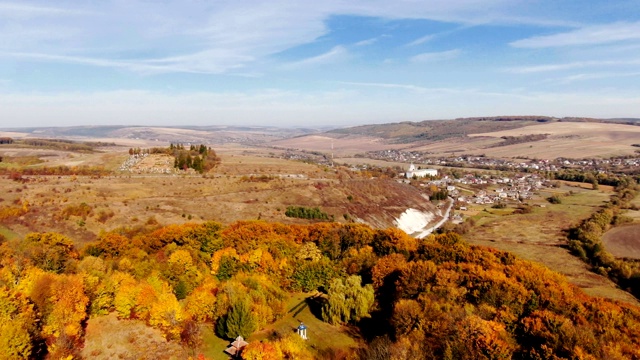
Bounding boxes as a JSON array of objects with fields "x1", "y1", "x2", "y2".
[
  {"x1": 328, "y1": 116, "x2": 556, "y2": 143},
  {"x1": 273, "y1": 116, "x2": 640, "y2": 158},
  {"x1": 328, "y1": 116, "x2": 640, "y2": 144},
  {"x1": 0, "y1": 125, "x2": 324, "y2": 146}
]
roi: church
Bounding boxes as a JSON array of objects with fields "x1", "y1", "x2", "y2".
[{"x1": 404, "y1": 163, "x2": 438, "y2": 178}]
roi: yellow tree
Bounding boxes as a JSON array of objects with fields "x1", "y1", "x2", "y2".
[
  {"x1": 242, "y1": 341, "x2": 283, "y2": 360},
  {"x1": 113, "y1": 272, "x2": 139, "y2": 319},
  {"x1": 149, "y1": 281, "x2": 185, "y2": 340},
  {"x1": 42, "y1": 274, "x2": 89, "y2": 341},
  {"x1": 184, "y1": 279, "x2": 218, "y2": 322},
  {"x1": 0, "y1": 287, "x2": 38, "y2": 359}
]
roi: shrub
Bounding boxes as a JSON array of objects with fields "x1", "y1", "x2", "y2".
[
  {"x1": 285, "y1": 206, "x2": 330, "y2": 220},
  {"x1": 547, "y1": 195, "x2": 562, "y2": 204}
]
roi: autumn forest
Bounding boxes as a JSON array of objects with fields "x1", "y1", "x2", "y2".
[{"x1": 2, "y1": 218, "x2": 640, "y2": 359}]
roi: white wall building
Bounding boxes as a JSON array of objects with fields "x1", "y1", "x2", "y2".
[{"x1": 405, "y1": 163, "x2": 438, "y2": 178}]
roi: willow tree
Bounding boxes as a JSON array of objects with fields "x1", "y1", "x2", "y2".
[{"x1": 322, "y1": 275, "x2": 374, "y2": 325}]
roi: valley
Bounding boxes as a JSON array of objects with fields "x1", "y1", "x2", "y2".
[{"x1": 1, "y1": 117, "x2": 640, "y2": 359}]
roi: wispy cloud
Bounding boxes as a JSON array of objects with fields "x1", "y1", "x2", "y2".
[
  {"x1": 283, "y1": 46, "x2": 349, "y2": 69},
  {"x1": 355, "y1": 37, "x2": 378, "y2": 46},
  {"x1": 511, "y1": 21, "x2": 640, "y2": 48},
  {"x1": 0, "y1": 2, "x2": 89, "y2": 17},
  {"x1": 506, "y1": 59, "x2": 640, "y2": 73},
  {"x1": 410, "y1": 49, "x2": 461, "y2": 63},
  {"x1": 336, "y1": 81, "x2": 432, "y2": 93},
  {"x1": 406, "y1": 34, "x2": 435, "y2": 47},
  {"x1": 335, "y1": 81, "x2": 531, "y2": 100},
  {"x1": 6, "y1": 51, "x2": 252, "y2": 74},
  {"x1": 546, "y1": 71, "x2": 640, "y2": 84}
]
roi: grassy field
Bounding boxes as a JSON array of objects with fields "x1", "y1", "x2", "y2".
[
  {"x1": 626, "y1": 196, "x2": 640, "y2": 221},
  {"x1": 0, "y1": 225, "x2": 18, "y2": 240},
  {"x1": 198, "y1": 293, "x2": 358, "y2": 359},
  {"x1": 602, "y1": 224, "x2": 640, "y2": 260},
  {"x1": 0, "y1": 150, "x2": 437, "y2": 245},
  {"x1": 81, "y1": 313, "x2": 187, "y2": 360},
  {"x1": 468, "y1": 122, "x2": 640, "y2": 159},
  {"x1": 465, "y1": 186, "x2": 639, "y2": 304}
]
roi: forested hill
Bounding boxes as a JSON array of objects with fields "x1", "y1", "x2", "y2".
[{"x1": 1, "y1": 221, "x2": 639, "y2": 359}]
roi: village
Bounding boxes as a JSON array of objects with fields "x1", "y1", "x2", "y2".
[
  {"x1": 398, "y1": 164, "x2": 553, "y2": 208},
  {"x1": 366, "y1": 150, "x2": 640, "y2": 174}
]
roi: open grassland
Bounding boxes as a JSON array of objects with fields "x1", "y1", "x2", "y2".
[
  {"x1": 271, "y1": 121, "x2": 640, "y2": 160},
  {"x1": 603, "y1": 224, "x2": 640, "y2": 260},
  {"x1": 0, "y1": 151, "x2": 436, "y2": 244},
  {"x1": 559, "y1": 180, "x2": 614, "y2": 192},
  {"x1": 468, "y1": 122, "x2": 640, "y2": 158},
  {"x1": 0, "y1": 146, "x2": 131, "y2": 168},
  {"x1": 271, "y1": 134, "x2": 405, "y2": 157},
  {"x1": 464, "y1": 186, "x2": 639, "y2": 304}
]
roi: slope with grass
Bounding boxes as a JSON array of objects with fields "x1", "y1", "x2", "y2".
[
  {"x1": 602, "y1": 224, "x2": 640, "y2": 260},
  {"x1": 463, "y1": 185, "x2": 639, "y2": 304}
]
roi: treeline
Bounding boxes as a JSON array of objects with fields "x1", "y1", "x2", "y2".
[
  {"x1": 567, "y1": 180, "x2": 640, "y2": 297},
  {"x1": 1, "y1": 165, "x2": 111, "y2": 178},
  {"x1": 0, "y1": 137, "x2": 13, "y2": 144},
  {"x1": 2, "y1": 220, "x2": 640, "y2": 358},
  {"x1": 285, "y1": 206, "x2": 331, "y2": 220},
  {"x1": 490, "y1": 133, "x2": 548, "y2": 147},
  {"x1": 551, "y1": 169, "x2": 633, "y2": 187},
  {"x1": 19, "y1": 138, "x2": 107, "y2": 153}
]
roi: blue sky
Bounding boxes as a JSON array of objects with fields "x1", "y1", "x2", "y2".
[{"x1": 1, "y1": 1, "x2": 639, "y2": 128}]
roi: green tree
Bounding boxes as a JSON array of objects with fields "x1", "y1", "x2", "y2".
[
  {"x1": 216, "y1": 299, "x2": 256, "y2": 339},
  {"x1": 322, "y1": 275, "x2": 374, "y2": 325}
]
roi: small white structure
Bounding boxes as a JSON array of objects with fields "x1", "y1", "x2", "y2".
[
  {"x1": 298, "y1": 323, "x2": 308, "y2": 340},
  {"x1": 405, "y1": 164, "x2": 438, "y2": 178},
  {"x1": 224, "y1": 336, "x2": 248, "y2": 357}
]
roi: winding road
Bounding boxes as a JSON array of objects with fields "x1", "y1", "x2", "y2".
[{"x1": 415, "y1": 197, "x2": 454, "y2": 239}]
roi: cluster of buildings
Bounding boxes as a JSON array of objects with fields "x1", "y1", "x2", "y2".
[
  {"x1": 368, "y1": 150, "x2": 640, "y2": 174},
  {"x1": 402, "y1": 164, "x2": 551, "y2": 205}
]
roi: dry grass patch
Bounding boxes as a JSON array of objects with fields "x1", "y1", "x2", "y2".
[
  {"x1": 602, "y1": 224, "x2": 640, "y2": 260},
  {"x1": 81, "y1": 313, "x2": 187, "y2": 360},
  {"x1": 0, "y1": 153, "x2": 436, "y2": 242}
]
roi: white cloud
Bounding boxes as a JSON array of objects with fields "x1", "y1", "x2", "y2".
[
  {"x1": 406, "y1": 34, "x2": 435, "y2": 47},
  {"x1": 0, "y1": 2, "x2": 89, "y2": 17},
  {"x1": 506, "y1": 59, "x2": 640, "y2": 73},
  {"x1": 410, "y1": 49, "x2": 461, "y2": 63},
  {"x1": 355, "y1": 37, "x2": 378, "y2": 46},
  {"x1": 283, "y1": 46, "x2": 349, "y2": 69},
  {"x1": 337, "y1": 81, "x2": 432, "y2": 92},
  {"x1": 511, "y1": 21, "x2": 640, "y2": 48},
  {"x1": 544, "y1": 71, "x2": 640, "y2": 85},
  {"x1": 6, "y1": 51, "x2": 250, "y2": 75},
  {"x1": 0, "y1": 0, "x2": 555, "y2": 75}
]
